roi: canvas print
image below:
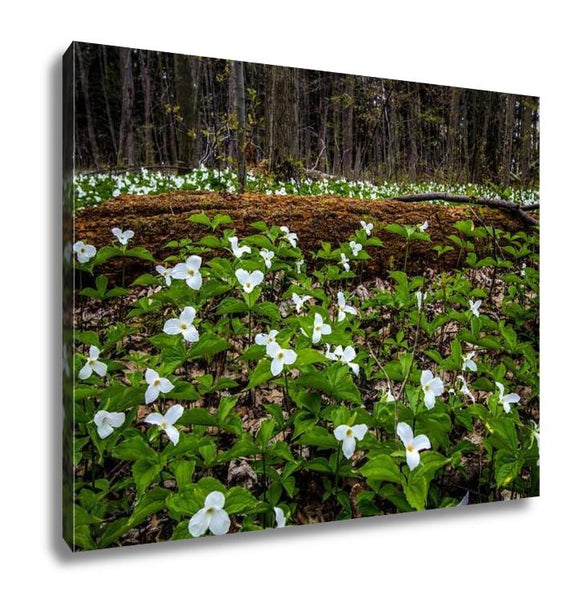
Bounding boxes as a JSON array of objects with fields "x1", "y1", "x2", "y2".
[{"x1": 63, "y1": 42, "x2": 539, "y2": 551}]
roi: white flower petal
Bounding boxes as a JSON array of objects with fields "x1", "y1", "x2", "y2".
[
  {"x1": 270, "y1": 357, "x2": 283, "y2": 376},
  {"x1": 421, "y1": 370, "x2": 434, "y2": 387},
  {"x1": 205, "y1": 491, "x2": 226, "y2": 509},
  {"x1": 158, "y1": 378, "x2": 174, "y2": 394},
  {"x1": 351, "y1": 424, "x2": 368, "y2": 440},
  {"x1": 145, "y1": 412, "x2": 164, "y2": 425},
  {"x1": 145, "y1": 384, "x2": 159, "y2": 404},
  {"x1": 165, "y1": 404, "x2": 184, "y2": 425},
  {"x1": 188, "y1": 509, "x2": 210, "y2": 537},
  {"x1": 181, "y1": 306, "x2": 196, "y2": 324},
  {"x1": 182, "y1": 325, "x2": 199, "y2": 343},
  {"x1": 406, "y1": 449, "x2": 421, "y2": 471},
  {"x1": 282, "y1": 349, "x2": 297, "y2": 365},
  {"x1": 97, "y1": 422, "x2": 114, "y2": 439},
  {"x1": 341, "y1": 436, "x2": 356, "y2": 459},
  {"x1": 163, "y1": 318, "x2": 182, "y2": 335},
  {"x1": 274, "y1": 507, "x2": 286, "y2": 528},
  {"x1": 92, "y1": 360, "x2": 108, "y2": 377},
  {"x1": 187, "y1": 272, "x2": 202, "y2": 290},
  {"x1": 78, "y1": 362, "x2": 92, "y2": 380},
  {"x1": 164, "y1": 424, "x2": 180, "y2": 446},
  {"x1": 145, "y1": 369, "x2": 158, "y2": 385},
  {"x1": 333, "y1": 425, "x2": 348, "y2": 441},
  {"x1": 412, "y1": 434, "x2": 431, "y2": 452},
  {"x1": 208, "y1": 509, "x2": 231, "y2": 535},
  {"x1": 397, "y1": 422, "x2": 413, "y2": 447}
]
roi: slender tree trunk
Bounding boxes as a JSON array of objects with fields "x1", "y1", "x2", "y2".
[
  {"x1": 76, "y1": 43, "x2": 101, "y2": 168},
  {"x1": 117, "y1": 47, "x2": 135, "y2": 167},
  {"x1": 501, "y1": 93, "x2": 516, "y2": 185},
  {"x1": 228, "y1": 60, "x2": 247, "y2": 192},
  {"x1": 139, "y1": 50, "x2": 155, "y2": 167}
]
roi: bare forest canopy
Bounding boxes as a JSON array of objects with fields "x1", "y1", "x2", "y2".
[{"x1": 72, "y1": 42, "x2": 539, "y2": 188}]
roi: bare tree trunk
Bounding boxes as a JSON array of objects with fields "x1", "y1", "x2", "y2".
[
  {"x1": 501, "y1": 93, "x2": 516, "y2": 185},
  {"x1": 76, "y1": 43, "x2": 101, "y2": 168},
  {"x1": 99, "y1": 46, "x2": 118, "y2": 162},
  {"x1": 228, "y1": 60, "x2": 246, "y2": 192},
  {"x1": 342, "y1": 74, "x2": 354, "y2": 178},
  {"x1": 117, "y1": 47, "x2": 135, "y2": 167},
  {"x1": 139, "y1": 50, "x2": 155, "y2": 167}
]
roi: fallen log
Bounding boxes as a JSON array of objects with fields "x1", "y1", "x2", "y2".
[
  {"x1": 75, "y1": 191, "x2": 535, "y2": 280},
  {"x1": 391, "y1": 192, "x2": 539, "y2": 225}
]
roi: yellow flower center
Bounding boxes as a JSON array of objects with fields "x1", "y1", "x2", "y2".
[
  {"x1": 206, "y1": 507, "x2": 215, "y2": 514},
  {"x1": 346, "y1": 428, "x2": 353, "y2": 438},
  {"x1": 188, "y1": 268, "x2": 195, "y2": 276},
  {"x1": 153, "y1": 379, "x2": 161, "y2": 387},
  {"x1": 181, "y1": 323, "x2": 187, "y2": 330},
  {"x1": 424, "y1": 384, "x2": 430, "y2": 391},
  {"x1": 160, "y1": 421, "x2": 167, "y2": 430},
  {"x1": 277, "y1": 352, "x2": 284, "y2": 359},
  {"x1": 406, "y1": 444, "x2": 415, "y2": 452}
]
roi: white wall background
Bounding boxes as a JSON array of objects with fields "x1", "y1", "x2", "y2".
[{"x1": 0, "y1": 1, "x2": 577, "y2": 612}]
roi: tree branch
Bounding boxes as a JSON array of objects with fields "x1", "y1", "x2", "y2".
[{"x1": 391, "y1": 192, "x2": 539, "y2": 225}]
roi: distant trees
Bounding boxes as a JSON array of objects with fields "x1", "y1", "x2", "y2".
[{"x1": 73, "y1": 42, "x2": 539, "y2": 187}]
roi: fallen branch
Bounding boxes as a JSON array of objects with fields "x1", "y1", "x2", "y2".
[{"x1": 391, "y1": 192, "x2": 539, "y2": 225}]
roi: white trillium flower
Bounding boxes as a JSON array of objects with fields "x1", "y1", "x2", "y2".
[
  {"x1": 229, "y1": 236, "x2": 251, "y2": 258},
  {"x1": 73, "y1": 240, "x2": 97, "y2": 264},
  {"x1": 144, "y1": 368, "x2": 175, "y2": 404},
  {"x1": 111, "y1": 227, "x2": 134, "y2": 245},
  {"x1": 339, "y1": 345, "x2": 359, "y2": 376},
  {"x1": 188, "y1": 491, "x2": 231, "y2": 537},
  {"x1": 334, "y1": 424, "x2": 368, "y2": 459},
  {"x1": 260, "y1": 249, "x2": 274, "y2": 269},
  {"x1": 312, "y1": 313, "x2": 332, "y2": 344},
  {"x1": 421, "y1": 369, "x2": 444, "y2": 409},
  {"x1": 325, "y1": 344, "x2": 343, "y2": 361},
  {"x1": 235, "y1": 268, "x2": 264, "y2": 293},
  {"x1": 280, "y1": 226, "x2": 298, "y2": 248},
  {"x1": 381, "y1": 386, "x2": 395, "y2": 403},
  {"x1": 469, "y1": 299, "x2": 482, "y2": 317},
  {"x1": 340, "y1": 253, "x2": 350, "y2": 271},
  {"x1": 397, "y1": 422, "x2": 431, "y2": 471},
  {"x1": 255, "y1": 329, "x2": 278, "y2": 346},
  {"x1": 155, "y1": 264, "x2": 173, "y2": 286},
  {"x1": 360, "y1": 220, "x2": 373, "y2": 236},
  {"x1": 266, "y1": 342, "x2": 297, "y2": 376},
  {"x1": 273, "y1": 507, "x2": 286, "y2": 528},
  {"x1": 145, "y1": 404, "x2": 184, "y2": 445},
  {"x1": 349, "y1": 241, "x2": 362, "y2": 256},
  {"x1": 337, "y1": 291, "x2": 357, "y2": 322},
  {"x1": 172, "y1": 255, "x2": 203, "y2": 290},
  {"x1": 416, "y1": 291, "x2": 426, "y2": 310},
  {"x1": 93, "y1": 410, "x2": 125, "y2": 439},
  {"x1": 296, "y1": 258, "x2": 304, "y2": 274},
  {"x1": 79, "y1": 345, "x2": 108, "y2": 380},
  {"x1": 496, "y1": 382, "x2": 520, "y2": 413},
  {"x1": 292, "y1": 293, "x2": 311, "y2": 313},
  {"x1": 521, "y1": 262, "x2": 527, "y2": 277},
  {"x1": 462, "y1": 351, "x2": 477, "y2": 372},
  {"x1": 163, "y1": 306, "x2": 199, "y2": 343},
  {"x1": 458, "y1": 375, "x2": 475, "y2": 403},
  {"x1": 419, "y1": 221, "x2": 429, "y2": 232}
]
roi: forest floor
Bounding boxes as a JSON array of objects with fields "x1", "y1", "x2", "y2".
[{"x1": 75, "y1": 191, "x2": 529, "y2": 278}]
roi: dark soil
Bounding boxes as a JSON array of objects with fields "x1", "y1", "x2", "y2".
[{"x1": 75, "y1": 191, "x2": 530, "y2": 278}]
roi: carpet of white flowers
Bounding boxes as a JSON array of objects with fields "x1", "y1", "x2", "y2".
[
  {"x1": 73, "y1": 166, "x2": 540, "y2": 210},
  {"x1": 71, "y1": 210, "x2": 539, "y2": 549}
]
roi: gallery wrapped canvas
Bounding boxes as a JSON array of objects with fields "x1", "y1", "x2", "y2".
[{"x1": 63, "y1": 41, "x2": 539, "y2": 551}]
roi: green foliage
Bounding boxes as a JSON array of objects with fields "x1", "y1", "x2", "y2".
[{"x1": 72, "y1": 207, "x2": 539, "y2": 549}]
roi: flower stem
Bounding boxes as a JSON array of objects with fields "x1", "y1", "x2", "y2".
[{"x1": 334, "y1": 446, "x2": 341, "y2": 518}]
